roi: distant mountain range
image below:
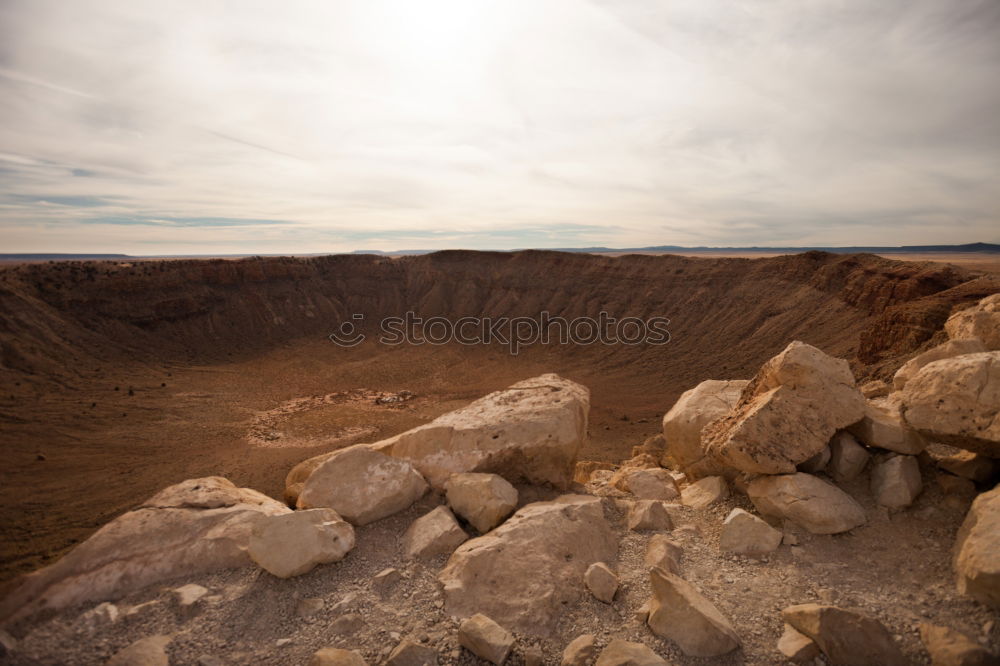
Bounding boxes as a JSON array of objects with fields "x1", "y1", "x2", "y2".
[
  {"x1": 2, "y1": 242, "x2": 998, "y2": 261},
  {"x1": 354, "y1": 242, "x2": 1000, "y2": 255}
]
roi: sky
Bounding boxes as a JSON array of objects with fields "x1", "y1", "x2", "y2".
[{"x1": 0, "y1": 0, "x2": 998, "y2": 254}]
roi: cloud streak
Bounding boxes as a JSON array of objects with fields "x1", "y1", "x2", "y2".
[{"x1": 0, "y1": 0, "x2": 997, "y2": 253}]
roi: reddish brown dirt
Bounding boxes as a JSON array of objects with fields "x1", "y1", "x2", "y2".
[{"x1": 0, "y1": 250, "x2": 997, "y2": 587}]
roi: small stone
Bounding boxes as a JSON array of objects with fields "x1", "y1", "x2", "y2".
[
  {"x1": 330, "y1": 613, "x2": 365, "y2": 637},
  {"x1": 446, "y1": 473, "x2": 518, "y2": 534},
  {"x1": 719, "y1": 508, "x2": 782, "y2": 556},
  {"x1": 330, "y1": 592, "x2": 359, "y2": 615},
  {"x1": 594, "y1": 640, "x2": 668, "y2": 666},
  {"x1": 681, "y1": 476, "x2": 729, "y2": 509},
  {"x1": 403, "y1": 506, "x2": 468, "y2": 560},
  {"x1": 372, "y1": 567, "x2": 403, "y2": 598},
  {"x1": 386, "y1": 639, "x2": 438, "y2": 666},
  {"x1": 871, "y1": 454, "x2": 922, "y2": 509},
  {"x1": 644, "y1": 534, "x2": 682, "y2": 575},
  {"x1": 0, "y1": 630, "x2": 17, "y2": 657},
  {"x1": 828, "y1": 432, "x2": 870, "y2": 483},
  {"x1": 627, "y1": 500, "x2": 674, "y2": 531},
  {"x1": 196, "y1": 656, "x2": 225, "y2": 666},
  {"x1": 310, "y1": 648, "x2": 368, "y2": 666},
  {"x1": 107, "y1": 635, "x2": 171, "y2": 666},
  {"x1": 523, "y1": 644, "x2": 544, "y2": 666},
  {"x1": 79, "y1": 601, "x2": 120, "y2": 630},
  {"x1": 625, "y1": 468, "x2": 680, "y2": 501},
  {"x1": 584, "y1": 562, "x2": 619, "y2": 603},
  {"x1": 647, "y1": 567, "x2": 740, "y2": 657},
  {"x1": 124, "y1": 600, "x2": 161, "y2": 619},
  {"x1": 937, "y1": 473, "x2": 976, "y2": 498},
  {"x1": 782, "y1": 603, "x2": 905, "y2": 665},
  {"x1": 561, "y1": 634, "x2": 597, "y2": 666},
  {"x1": 634, "y1": 600, "x2": 651, "y2": 623},
  {"x1": 458, "y1": 613, "x2": 515, "y2": 665},
  {"x1": 919, "y1": 623, "x2": 998, "y2": 666},
  {"x1": 777, "y1": 624, "x2": 820, "y2": 662},
  {"x1": 297, "y1": 597, "x2": 324, "y2": 618},
  {"x1": 172, "y1": 583, "x2": 208, "y2": 608},
  {"x1": 276, "y1": 638, "x2": 293, "y2": 647}
]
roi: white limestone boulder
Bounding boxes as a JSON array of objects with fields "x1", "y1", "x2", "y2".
[
  {"x1": 953, "y1": 483, "x2": 1000, "y2": 608},
  {"x1": 719, "y1": 508, "x2": 782, "y2": 555},
  {"x1": 893, "y1": 339, "x2": 986, "y2": 390},
  {"x1": 901, "y1": 352, "x2": 1000, "y2": 457},
  {"x1": 870, "y1": 455, "x2": 922, "y2": 509},
  {"x1": 646, "y1": 567, "x2": 740, "y2": 657},
  {"x1": 0, "y1": 477, "x2": 290, "y2": 624},
  {"x1": 248, "y1": 508, "x2": 355, "y2": 578},
  {"x1": 372, "y1": 374, "x2": 589, "y2": 490},
  {"x1": 661, "y1": 379, "x2": 748, "y2": 477},
  {"x1": 438, "y1": 495, "x2": 616, "y2": 636},
  {"x1": 702, "y1": 342, "x2": 866, "y2": 475},
  {"x1": 403, "y1": 506, "x2": 469, "y2": 560},
  {"x1": 445, "y1": 473, "x2": 518, "y2": 534},
  {"x1": 945, "y1": 294, "x2": 1000, "y2": 349},
  {"x1": 294, "y1": 444, "x2": 428, "y2": 525},
  {"x1": 747, "y1": 473, "x2": 866, "y2": 534}
]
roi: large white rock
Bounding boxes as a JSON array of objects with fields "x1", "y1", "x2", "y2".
[
  {"x1": 372, "y1": 374, "x2": 589, "y2": 490},
  {"x1": 439, "y1": 495, "x2": 616, "y2": 636},
  {"x1": 870, "y1": 455, "x2": 922, "y2": 509},
  {"x1": 445, "y1": 473, "x2": 518, "y2": 534},
  {"x1": 953, "y1": 483, "x2": 1000, "y2": 608},
  {"x1": 719, "y1": 508, "x2": 782, "y2": 555},
  {"x1": 0, "y1": 477, "x2": 290, "y2": 624},
  {"x1": 893, "y1": 339, "x2": 987, "y2": 390},
  {"x1": 248, "y1": 508, "x2": 355, "y2": 578},
  {"x1": 646, "y1": 567, "x2": 740, "y2": 657},
  {"x1": 644, "y1": 535, "x2": 682, "y2": 575},
  {"x1": 702, "y1": 342, "x2": 867, "y2": 475},
  {"x1": 295, "y1": 444, "x2": 428, "y2": 525},
  {"x1": 661, "y1": 379, "x2": 748, "y2": 477},
  {"x1": 901, "y1": 352, "x2": 1000, "y2": 457},
  {"x1": 747, "y1": 473, "x2": 867, "y2": 534},
  {"x1": 945, "y1": 294, "x2": 1000, "y2": 350},
  {"x1": 849, "y1": 395, "x2": 927, "y2": 455}
]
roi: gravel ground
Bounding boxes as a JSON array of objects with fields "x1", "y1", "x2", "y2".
[{"x1": 3, "y1": 459, "x2": 998, "y2": 665}]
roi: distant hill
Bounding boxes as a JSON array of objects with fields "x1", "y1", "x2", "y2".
[
  {"x1": 1, "y1": 242, "x2": 997, "y2": 260},
  {"x1": 0, "y1": 253, "x2": 130, "y2": 260},
  {"x1": 540, "y1": 242, "x2": 1000, "y2": 255}
]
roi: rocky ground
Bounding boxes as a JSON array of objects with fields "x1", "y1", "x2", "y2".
[{"x1": 2, "y1": 453, "x2": 997, "y2": 665}]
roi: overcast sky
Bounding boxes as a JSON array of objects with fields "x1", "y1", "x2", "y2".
[{"x1": 1, "y1": 0, "x2": 998, "y2": 254}]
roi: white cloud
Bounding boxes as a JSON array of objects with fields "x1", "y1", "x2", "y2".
[{"x1": 0, "y1": 0, "x2": 997, "y2": 253}]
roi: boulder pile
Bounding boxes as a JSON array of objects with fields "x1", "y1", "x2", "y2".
[{"x1": 3, "y1": 309, "x2": 1000, "y2": 666}]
